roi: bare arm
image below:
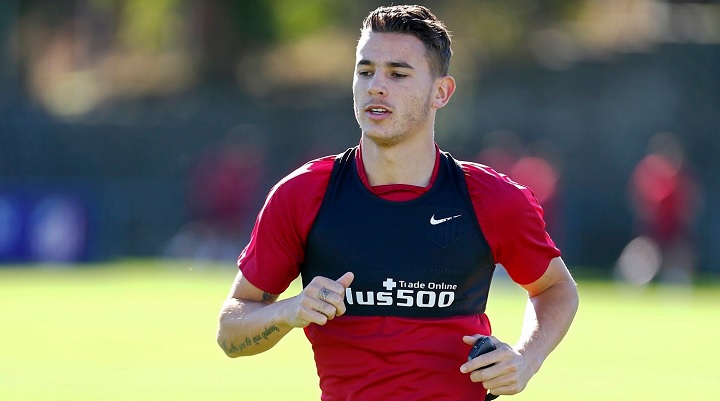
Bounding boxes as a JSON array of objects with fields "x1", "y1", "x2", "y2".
[
  {"x1": 515, "y1": 256, "x2": 579, "y2": 374},
  {"x1": 216, "y1": 270, "x2": 354, "y2": 357},
  {"x1": 461, "y1": 257, "x2": 579, "y2": 395}
]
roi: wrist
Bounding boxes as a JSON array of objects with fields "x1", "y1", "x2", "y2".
[
  {"x1": 515, "y1": 343, "x2": 544, "y2": 375},
  {"x1": 273, "y1": 298, "x2": 301, "y2": 330}
]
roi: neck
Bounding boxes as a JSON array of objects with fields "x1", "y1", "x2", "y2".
[{"x1": 360, "y1": 137, "x2": 436, "y2": 187}]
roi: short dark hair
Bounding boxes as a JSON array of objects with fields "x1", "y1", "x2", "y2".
[{"x1": 361, "y1": 5, "x2": 452, "y2": 77}]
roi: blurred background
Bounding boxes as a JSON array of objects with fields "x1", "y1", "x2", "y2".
[{"x1": 1, "y1": 0, "x2": 718, "y2": 283}]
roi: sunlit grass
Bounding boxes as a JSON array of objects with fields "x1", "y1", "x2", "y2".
[{"x1": 1, "y1": 261, "x2": 718, "y2": 400}]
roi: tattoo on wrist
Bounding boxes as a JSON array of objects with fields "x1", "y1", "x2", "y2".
[
  {"x1": 221, "y1": 325, "x2": 280, "y2": 354},
  {"x1": 262, "y1": 292, "x2": 279, "y2": 304}
]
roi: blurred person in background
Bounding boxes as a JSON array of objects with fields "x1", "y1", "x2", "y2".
[
  {"x1": 216, "y1": 5, "x2": 578, "y2": 401},
  {"x1": 476, "y1": 134, "x2": 563, "y2": 250},
  {"x1": 165, "y1": 138, "x2": 265, "y2": 262},
  {"x1": 474, "y1": 129, "x2": 524, "y2": 175},
  {"x1": 619, "y1": 132, "x2": 702, "y2": 286}
]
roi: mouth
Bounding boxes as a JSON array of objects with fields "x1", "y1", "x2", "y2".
[{"x1": 364, "y1": 105, "x2": 391, "y2": 116}]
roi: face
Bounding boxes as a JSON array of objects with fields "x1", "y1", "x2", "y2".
[{"x1": 353, "y1": 31, "x2": 438, "y2": 147}]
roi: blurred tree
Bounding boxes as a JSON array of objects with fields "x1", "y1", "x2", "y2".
[
  {"x1": 118, "y1": 0, "x2": 183, "y2": 54},
  {"x1": 269, "y1": 0, "x2": 336, "y2": 42},
  {"x1": 440, "y1": 0, "x2": 586, "y2": 63},
  {"x1": 200, "y1": 0, "x2": 275, "y2": 80},
  {"x1": 202, "y1": 0, "x2": 340, "y2": 81}
]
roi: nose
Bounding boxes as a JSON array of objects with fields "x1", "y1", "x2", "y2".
[{"x1": 368, "y1": 74, "x2": 386, "y2": 96}]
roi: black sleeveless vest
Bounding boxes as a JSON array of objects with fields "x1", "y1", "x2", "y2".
[{"x1": 301, "y1": 147, "x2": 495, "y2": 318}]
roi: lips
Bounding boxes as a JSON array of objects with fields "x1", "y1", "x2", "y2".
[
  {"x1": 364, "y1": 104, "x2": 392, "y2": 119},
  {"x1": 367, "y1": 106, "x2": 389, "y2": 114}
]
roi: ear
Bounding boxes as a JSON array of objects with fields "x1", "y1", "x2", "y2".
[{"x1": 432, "y1": 75, "x2": 456, "y2": 109}]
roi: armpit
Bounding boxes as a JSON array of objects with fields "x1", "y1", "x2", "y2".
[{"x1": 262, "y1": 292, "x2": 279, "y2": 304}]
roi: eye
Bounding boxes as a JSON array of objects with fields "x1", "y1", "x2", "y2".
[
  {"x1": 391, "y1": 72, "x2": 408, "y2": 78},
  {"x1": 357, "y1": 70, "x2": 373, "y2": 77}
]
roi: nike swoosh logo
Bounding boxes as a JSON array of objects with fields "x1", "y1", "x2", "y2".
[{"x1": 430, "y1": 214, "x2": 462, "y2": 225}]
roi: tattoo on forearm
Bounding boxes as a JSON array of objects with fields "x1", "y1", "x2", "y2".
[
  {"x1": 262, "y1": 292, "x2": 279, "y2": 304},
  {"x1": 221, "y1": 325, "x2": 281, "y2": 354}
]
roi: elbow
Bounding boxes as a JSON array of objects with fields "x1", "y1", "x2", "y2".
[
  {"x1": 223, "y1": 350, "x2": 242, "y2": 359},
  {"x1": 560, "y1": 277, "x2": 579, "y2": 306},
  {"x1": 570, "y1": 279, "x2": 580, "y2": 306},
  {"x1": 216, "y1": 329, "x2": 244, "y2": 358},
  {"x1": 566, "y1": 280, "x2": 580, "y2": 319},
  {"x1": 217, "y1": 339, "x2": 243, "y2": 358}
]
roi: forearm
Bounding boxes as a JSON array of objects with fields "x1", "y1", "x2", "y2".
[
  {"x1": 515, "y1": 278, "x2": 579, "y2": 374},
  {"x1": 216, "y1": 297, "x2": 294, "y2": 357}
]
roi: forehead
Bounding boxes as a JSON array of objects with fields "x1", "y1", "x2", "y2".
[{"x1": 356, "y1": 31, "x2": 430, "y2": 70}]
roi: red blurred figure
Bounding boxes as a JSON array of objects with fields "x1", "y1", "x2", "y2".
[
  {"x1": 510, "y1": 155, "x2": 559, "y2": 208},
  {"x1": 165, "y1": 137, "x2": 266, "y2": 263},
  {"x1": 188, "y1": 144, "x2": 264, "y2": 230},
  {"x1": 626, "y1": 132, "x2": 701, "y2": 285},
  {"x1": 474, "y1": 129, "x2": 523, "y2": 175},
  {"x1": 476, "y1": 134, "x2": 562, "y2": 241}
]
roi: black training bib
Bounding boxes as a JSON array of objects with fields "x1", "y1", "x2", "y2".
[{"x1": 301, "y1": 147, "x2": 494, "y2": 318}]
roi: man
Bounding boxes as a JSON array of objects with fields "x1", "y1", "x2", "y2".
[{"x1": 217, "y1": 5, "x2": 578, "y2": 401}]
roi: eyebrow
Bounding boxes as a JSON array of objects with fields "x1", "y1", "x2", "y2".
[{"x1": 357, "y1": 59, "x2": 414, "y2": 69}]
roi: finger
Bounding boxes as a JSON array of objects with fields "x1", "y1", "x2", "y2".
[
  {"x1": 461, "y1": 354, "x2": 496, "y2": 375},
  {"x1": 332, "y1": 273, "x2": 353, "y2": 316},
  {"x1": 314, "y1": 286, "x2": 344, "y2": 305},
  {"x1": 308, "y1": 278, "x2": 347, "y2": 304},
  {"x1": 461, "y1": 349, "x2": 501, "y2": 374},
  {"x1": 309, "y1": 276, "x2": 346, "y2": 296},
  {"x1": 303, "y1": 277, "x2": 350, "y2": 318},
  {"x1": 297, "y1": 307, "x2": 329, "y2": 326},
  {"x1": 484, "y1": 382, "x2": 522, "y2": 396},
  {"x1": 300, "y1": 297, "x2": 337, "y2": 322},
  {"x1": 462, "y1": 334, "x2": 483, "y2": 346},
  {"x1": 317, "y1": 287, "x2": 333, "y2": 302},
  {"x1": 315, "y1": 299, "x2": 338, "y2": 320},
  {"x1": 307, "y1": 295, "x2": 345, "y2": 320},
  {"x1": 317, "y1": 287, "x2": 348, "y2": 317},
  {"x1": 336, "y1": 272, "x2": 354, "y2": 288},
  {"x1": 468, "y1": 363, "x2": 502, "y2": 384},
  {"x1": 290, "y1": 295, "x2": 331, "y2": 327}
]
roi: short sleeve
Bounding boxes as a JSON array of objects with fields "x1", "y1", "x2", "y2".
[
  {"x1": 237, "y1": 156, "x2": 335, "y2": 294},
  {"x1": 461, "y1": 161, "x2": 561, "y2": 285}
]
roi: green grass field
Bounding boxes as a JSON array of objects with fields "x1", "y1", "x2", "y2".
[{"x1": 1, "y1": 260, "x2": 719, "y2": 400}]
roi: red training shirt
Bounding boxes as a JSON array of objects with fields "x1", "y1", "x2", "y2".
[{"x1": 238, "y1": 144, "x2": 560, "y2": 401}]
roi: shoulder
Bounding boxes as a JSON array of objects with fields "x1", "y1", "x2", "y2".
[
  {"x1": 456, "y1": 160, "x2": 507, "y2": 183},
  {"x1": 273, "y1": 155, "x2": 336, "y2": 190},
  {"x1": 238, "y1": 155, "x2": 337, "y2": 294},
  {"x1": 456, "y1": 159, "x2": 547, "y2": 230},
  {"x1": 456, "y1": 159, "x2": 560, "y2": 284},
  {"x1": 266, "y1": 155, "x2": 336, "y2": 205},
  {"x1": 255, "y1": 154, "x2": 337, "y2": 243},
  {"x1": 457, "y1": 160, "x2": 535, "y2": 212}
]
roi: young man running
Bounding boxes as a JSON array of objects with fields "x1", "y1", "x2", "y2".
[{"x1": 217, "y1": 5, "x2": 579, "y2": 401}]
